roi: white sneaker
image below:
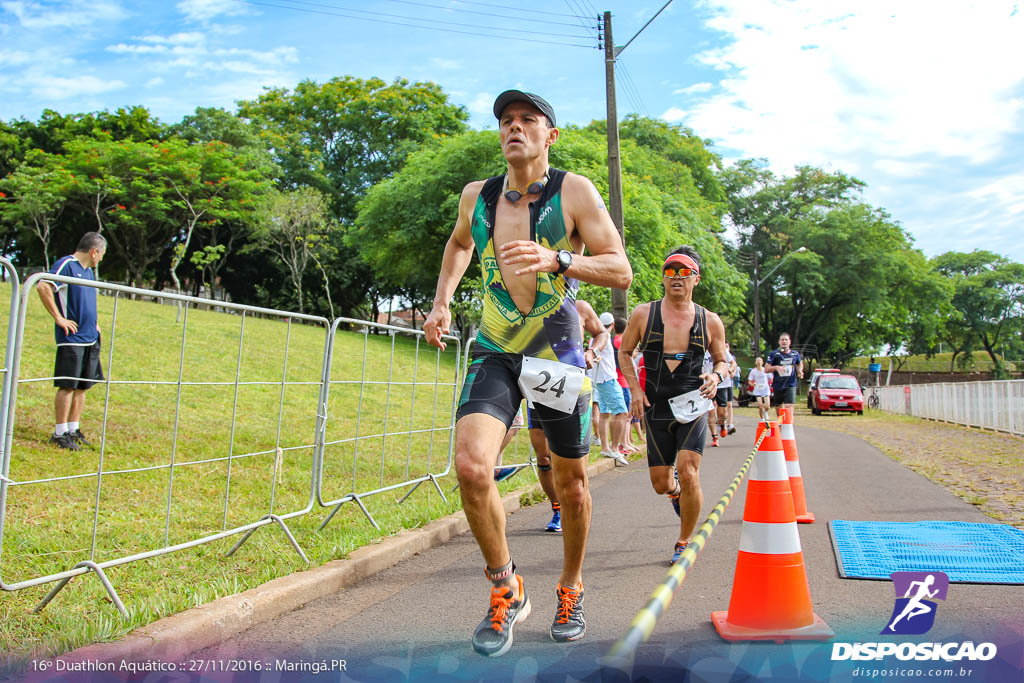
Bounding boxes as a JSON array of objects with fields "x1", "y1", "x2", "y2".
[
  {"x1": 600, "y1": 450, "x2": 617, "y2": 459},
  {"x1": 613, "y1": 454, "x2": 629, "y2": 467}
]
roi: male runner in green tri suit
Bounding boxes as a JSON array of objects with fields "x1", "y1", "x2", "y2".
[{"x1": 423, "y1": 90, "x2": 632, "y2": 657}]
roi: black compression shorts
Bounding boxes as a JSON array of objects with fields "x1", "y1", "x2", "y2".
[
  {"x1": 714, "y1": 386, "x2": 733, "y2": 407},
  {"x1": 457, "y1": 353, "x2": 593, "y2": 459},
  {"x1": 643, "y1": 402, "x2": 707, "y2": 467},
  {"x1": 772, "y1": 386, "x2": 796, "y2": 405}
]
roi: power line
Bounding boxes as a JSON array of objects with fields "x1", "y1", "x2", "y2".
[
  {"x1": 234, "y1": 0, "x2": 596, "y2": 47},
  {"x1": 423, "y1": 0, "x2": 587, "y2": 19},
  {"x1": 562, "y1": 0, "x2": 598, "y2": 39},
  {"x1": 269, "y1": 0, "x2": 594, "y2": 36},
  {"x1": 366, "y1": 0, "x2": 593, "y2": 28},
  {"x1": 618, "y1": 59, "x2": 650, "y2": 118}
]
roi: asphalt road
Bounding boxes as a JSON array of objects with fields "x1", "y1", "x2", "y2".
[{"x1": 194, "y1": 415, "x2": 1024, "y2": 682}]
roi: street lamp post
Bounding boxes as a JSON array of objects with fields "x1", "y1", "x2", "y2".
[{"x1": 751, "y1": 246, "x2": 806, "y2": 357}]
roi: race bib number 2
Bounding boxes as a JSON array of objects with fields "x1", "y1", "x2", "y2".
[
  {"x1": 668, "y1": 388, "x2": 713, "y2": 424},
  {"x1": 518, "y1": 356, "x2": 585, "y2": 414}
]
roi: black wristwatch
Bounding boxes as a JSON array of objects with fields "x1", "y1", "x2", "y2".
[
  {"x1": 712, "y1": 371, "x2": 725, "y2": 384},
  {"x1": 555, "y1": 249, "x2": 573, "y2": 274}
]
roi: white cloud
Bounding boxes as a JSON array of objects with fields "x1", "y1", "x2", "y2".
[
  {"x1": 144, "y1": 77, "x2": 164, "y2": 88},
  {"x1": 673, "y1": 82, "x2": 712, "y2": 95},
  {"x1": 685, "y1": 1, "x2": 1024, "y2": 170},
  {"x1": 176, "y1": 0, "x2": 249, "y2": 22},
  {"x1": 1, "y1": 0, "x2": 124, "y2": 28},
  {"x1": 431, "y1": 58, "x2": 461, "y2": 70},
  {"x1": 661, "y1": 107, "x2": 686, "y2": 122},
  {"x1": 966, "y1": 173, "x2": 1024, "y2": 216},
  {"x1": 31, "y1": 75, "x2": 126, "y2": 100},
  {"x1": 468, "y1": 92, "x2": 494, "y2": 116},
  {"x1": 0, "y1": 49, "x2": 31, "y2": 66}
]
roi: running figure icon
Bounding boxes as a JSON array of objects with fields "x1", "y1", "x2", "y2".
[
  {"x1": 882, "y1": 571, "x2": 949, "y2": 635},
  {"x1": 888, "y1": 574, "x2": 939, "y2": 631}
]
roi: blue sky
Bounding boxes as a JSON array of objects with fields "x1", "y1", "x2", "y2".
[{"x1": 1, "y1": 0, "x2": 1022, "y2": 262}]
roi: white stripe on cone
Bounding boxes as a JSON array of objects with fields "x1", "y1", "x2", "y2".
[
  {"x1": 739, "y1": 521, "x2": 803, "y2": 555},
  {"x1": 781, "y1": 423, "x2": 795, "y2": 440},
  {"x1": 786, "y1": 460, "x2": 802, "y2": 478},
  {"x1": 749, "y1": 449, "x2": 788, "y2": 481}
]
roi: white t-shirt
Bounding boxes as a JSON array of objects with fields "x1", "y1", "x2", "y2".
[
  {"x1": 594, "y1": 339, "x2": 617, "y2": 384},
  {"x1": 747, "y1": 368, "x2": 771, "y2": 397},
  {"x1": 718, "y1": 353, "x2": 736, "y2": 389},
  {"x1": 702, "y1": 351, "x2": 714, "y2": 376}
]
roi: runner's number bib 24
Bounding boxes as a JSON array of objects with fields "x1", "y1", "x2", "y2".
[
  {"x1": 518, "y1": 356, "x2": 585, "y2": 414},
  {"x1": 668, "y1": 388, "x2": 713, "y2": 424}
]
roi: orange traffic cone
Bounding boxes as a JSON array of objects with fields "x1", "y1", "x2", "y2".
[
  {"x1": 779, "y1": 407, "x2": 814, "y2": 524},
  {"x1": 711, "y1": 421, "x2": 833, "y2": 642}
]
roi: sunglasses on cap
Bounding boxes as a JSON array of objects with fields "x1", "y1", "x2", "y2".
[{"x1": 663, "y1": 266, "x2": 696, "y2": 279}]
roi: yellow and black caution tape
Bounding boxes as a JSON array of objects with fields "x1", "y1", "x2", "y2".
[{"x1": 603, "y1": 423, "x2": 772, "y2": 671}]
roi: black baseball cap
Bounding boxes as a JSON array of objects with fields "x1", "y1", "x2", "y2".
[{"x1": 493, "y1": 90, "x2": 556, "y2": 128}]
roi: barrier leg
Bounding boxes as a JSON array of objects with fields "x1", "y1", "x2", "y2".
[
  {"x1": 319, "y1": 494, "x2": 379, "y2": 531},
  {"x1": 33, "y1": 561, "x2": 128, "y2": 618},
  {"x1": 225, "y1": 514, "x2": 309, "y2": 565}
]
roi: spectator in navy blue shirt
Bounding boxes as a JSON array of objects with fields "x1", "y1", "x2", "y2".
[
  {"x1": 766, "y1": 332, "x2": 803, "y2": 419},
  {"x1": 36, "y1": 232, "x2": 107, "y2": 451}
]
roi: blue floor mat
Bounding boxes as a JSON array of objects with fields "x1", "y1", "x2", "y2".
[{"x1": 829, "y1": 520, "x2": 1024, "y2": 584}]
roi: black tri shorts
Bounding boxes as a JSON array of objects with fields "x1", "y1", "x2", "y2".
[
  {"x1": 54, "y1": 342, "x2": 104, "y2": 390},
  {"x1": 644, "y1": 400, "x2": 708, "y2": 467},
  {"x1": 772, "y1": 386, "x2": 796, "y2": 405},
  {"x1": 714, "y1": 386, "x2": 733, "y2": 407},
  {"x1": 457, "y1": 352, "x2": 593, "y2": 459}
]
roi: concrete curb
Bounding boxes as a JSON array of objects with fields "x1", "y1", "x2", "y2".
[{"x1": 56, "y1": 455, "x2": 623, "y2": 667}]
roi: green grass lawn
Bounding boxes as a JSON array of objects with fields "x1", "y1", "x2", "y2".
[
  {"x1": 0, "y1": 281, "x2": 558, "y2": 665},
  {"x1": 847, "y1": 351, "x2": 1018, "y2": 373}
]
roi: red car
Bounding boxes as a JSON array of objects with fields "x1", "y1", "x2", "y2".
[{"x1": 809, "y1": 373, "x2": 864, "y2": 415}]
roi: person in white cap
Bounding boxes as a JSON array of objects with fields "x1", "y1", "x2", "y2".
[
  {"x1": 593, "y1": 310, "x2": 629, "y2": 465},
  {"x1": 423, "y1": 89, "x2": 632, "y2": 656}
]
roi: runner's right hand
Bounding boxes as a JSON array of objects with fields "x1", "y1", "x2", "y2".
[
  {"x1": 423, "y1": 306, "x2": 450, "y2": 350},
  {"x1": 630, "y1": 391, "x2": 649, "y2": 421}
]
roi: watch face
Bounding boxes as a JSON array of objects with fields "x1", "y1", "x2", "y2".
[{"x1": 557, "y1": 250, "x2": 572, "y2": 269}]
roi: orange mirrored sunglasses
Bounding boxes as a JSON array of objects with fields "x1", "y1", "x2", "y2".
[{"x1": 663, "y1": 266, "x2": 695, "y2": 279}]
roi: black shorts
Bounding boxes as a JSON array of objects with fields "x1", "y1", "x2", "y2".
[
  {"x1": 773, "y1": 386, "x2": 796, "y2": 405},
  {"x1": 54, "y1": 342, "x2": 103, "y2": 390},
  {"x1": 714, "y1": 386, "x2": 733, "y2": 407},
  {"x1": 643, "y1": 403, "x2": 707, "y2": 467},
  {"x1": 458, "y1": 353, "x2": 592, "y2": 459}
]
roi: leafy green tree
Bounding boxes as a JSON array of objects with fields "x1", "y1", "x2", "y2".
[
  {"x1": 0, "y1": 150, "x2": 74, "y2": 267},
  {"x1": 933, "y1": 251, "x2": 1024, "y2": 377},
  {"x1": 251, "y1": 187, "x2": 335, "y2": 314}
]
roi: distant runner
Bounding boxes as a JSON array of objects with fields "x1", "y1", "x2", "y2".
[
  {"x1": 423, "y1": 90, "x2": 632, "y2": 657},
  {"x1": 618, "y1": 246, "x2": 728, "y2": 566},
  {"x1": 766, "y1": 332, "x2": 803, "y2": 419}
]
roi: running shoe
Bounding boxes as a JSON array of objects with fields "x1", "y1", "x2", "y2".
[
  {"x1": 727, "y1": 425, "x2": 736, "y2": 435},
  {"x1": 711, "y1": 437, "x2": 719, "y2": 447},
  {"x1": 494, "y1": 467, "x2": 517, "y2": 482},
  {"x1": 49, "y1": 433, "x2": 80, "y2": 451},
  {"x1": 600, "y1": 450, "x2": 618, "y2": 460},
  {"x1": 472, "y1": 575, "x2": 531, "y2": 657},
  {"x1": 668, "y1": 492, "x2": 680, "y2": 517},
  {"x1": 720, "y1": 426, "x2": 727, "y2": 437},
  {"x1": 545, "y1": 507, "x2": 562, "y2": 532},
  {"x1": 670, "y1": 541, "x2": 689, "y2": 565},
  {"x1": 550, "y1": 583, "x2": 586, "y2": 642},
  {"x1": 71, "y1": 429, "x2": 92, "y2": 447}
]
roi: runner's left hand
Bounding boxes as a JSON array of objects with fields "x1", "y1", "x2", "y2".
[{"x1": 500, "y1": 240, "x2": 557, "y2": 276}]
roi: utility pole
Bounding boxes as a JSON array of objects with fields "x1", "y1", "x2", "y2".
[
  {"x1": 603, "y1": 10, "x2": 627, "y2": 321},
  {"x1": 600, "y1": 2, "x2": 674, "y2": 322}
]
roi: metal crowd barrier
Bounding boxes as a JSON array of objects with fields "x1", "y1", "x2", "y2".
[
  {"x1": 1, "y1": 274, "x2": 331, "y2": 615},
  {"x1": 873, "y1": 380, "x2": 1023, "y2": 436},
  {"x1": 315, "y1": 318, "x2": 462, "y2": 531}
]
